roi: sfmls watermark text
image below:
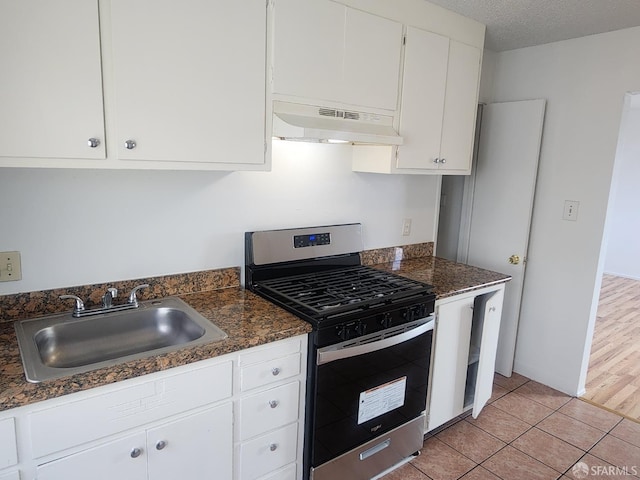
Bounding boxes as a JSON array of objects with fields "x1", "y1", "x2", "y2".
[{"x1": 572, "y1": 461, "x2": 638, "y2": 478}]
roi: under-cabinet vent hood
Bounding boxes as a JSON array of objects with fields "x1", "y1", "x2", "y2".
[{"x1": 272, "y1": 101, "x2": 403, "y2": 145}]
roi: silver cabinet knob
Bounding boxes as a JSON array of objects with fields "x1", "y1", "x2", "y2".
[
  {"x1": 269, "y1": 400, "x2": 279, "y2": 409},
  {"x1": 130, "y1": 447, "x2": 143, "y2": 458},
  {"x1": 440, "y1": 158, "x2": 446, "y2": 164},
  {"x1": 87, "y1": 138, "x2": 100, "y2": 148},
  {"x1": 124, "y1": 139, "x2": 137, "y2": 150},
  {"x1": 271, "y1": 367, "x2": 281, "y2": 376},
  {"x1": 269, "y1": 443, "x2": 278, "y2": 452},
  {"x1": 156, "y1": 440, "x2": 167, "y2": 450},
  {"x1": 433, "y1": 158, "x2": 440, "y2": 164}
]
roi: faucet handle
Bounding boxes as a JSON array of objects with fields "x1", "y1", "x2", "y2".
[
  {"x1": 128, "y1": 284, "x2": 150, "y2": 306},
  {"x1": 60, "y1": 294, "x2": 86, "y2": 312}
]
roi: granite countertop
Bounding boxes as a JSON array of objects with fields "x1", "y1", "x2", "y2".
[
  {"x1": 0, "y1": 253, "x2": 510, "y2": 413},
  {"x1": 371, "y1": 256, "x2": 511, "y2": 299},
  {"x1": 0, "y1": 287, "x2": 311, "y2": 412}
]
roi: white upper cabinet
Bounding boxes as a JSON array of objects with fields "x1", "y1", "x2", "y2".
[
  {"x1": 110, "y1": 0, "x2": 267, "y2": 166},
  {"x1": 353, "y1": 28, "x2": 482, "y2": 175},
  {"x1": 395, "y1": 27, "x2": 450, "y2": 170},
  {"x1": 272, "y1": 0, "x2": 403, "y2": 111},
  {"x1": 439, "y1": 40, "x2": 483, "y2": 172},
  {"x1": 0, "y1": 0, "x2": 105, "y2": 160}
]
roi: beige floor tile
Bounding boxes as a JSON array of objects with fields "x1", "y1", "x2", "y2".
[
  {"x1": 488, "y1": 383, "x2": 509, "y2": 404},
  {"x1": 514, "y1": 380, "x2": 573, "y2": 410},
  {"x1": 589, "y1": 434, "x2": 640, "y2": 473},
  {"x1": 482, "y1": 446, "x2": 560, "y2": 480},
  {"x1": 609, "y1": 418, "x2": 640, "y2": 448},
  {"x1": 492, "y1": 391, "x2": 555, "y2": 425},
  {"x1": 511, "y1": 427, "x2": 585, "y2": 473},
  {"x1": 382, "y1": 462, "x2": 432, "y2": 480},
  {"x1": 436, "y1": 419, "x2": 506, "y2": 463},
  {"x1": 559, "y1": 398, "x2": 623, "y2": 432},
  {"x1": 465, "y1": 404, "x2": 531, "y2": 443},
  {"x1": 459, "y1": 466, "x2": 501, "y2": 480},
  {"x1": 537, "y1": 412, "x2": 606, "y2": 451},
  {"x1": 411, "y1": 437, "x2": 476, "y2": 480},
  {"x1": 494, "y1": 372, "x2": 530, "y2": 391}
]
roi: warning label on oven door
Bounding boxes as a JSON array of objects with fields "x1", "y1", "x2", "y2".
[{"x1": 357, "y1": 376, "x2": 407, "y2": 425}]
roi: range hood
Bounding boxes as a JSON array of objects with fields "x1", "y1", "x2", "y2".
[{"x1": 272, "y1": 101, "x2": 403, "y2": 145}]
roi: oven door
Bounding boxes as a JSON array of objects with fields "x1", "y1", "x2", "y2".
[{"x1": 311, "y1": 317, "x2": 434, "y2": 469}]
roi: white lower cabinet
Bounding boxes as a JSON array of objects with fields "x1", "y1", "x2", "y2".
[
  {"x1": 426, "y1": 284, "x2": 505, "y2": 432},
  {"x1": 236, "y1": 337, "x2": 306, "y2": 480},
  {"x1": 37, "y1": 432, "x2": 147, "y2": 480},
  {"x1": 38, "y1": 404, "x2": 233, "y2": 480},
  {"x1": 0, "y1": 472, "x2": 20, "y2": 480},
  {"x1": 2, "y1": 334, "x2": 307, "y2": 480}
]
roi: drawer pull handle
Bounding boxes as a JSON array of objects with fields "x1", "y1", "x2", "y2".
[
  {"x1": 156, "y1": 440, "x2": 167, "y2": 450},
  {"x1": 271, "y1": 367, "x2": 281, "y2": 376},
  {"x1": 269, "y1": 443, "x2": 278, "y2": 452},
  {"x1": 269, "y1": 400, "x2": 279, "y2": 409},
  {"x1": 130, "y1": 447, "x2": 143, "y2": 458}
]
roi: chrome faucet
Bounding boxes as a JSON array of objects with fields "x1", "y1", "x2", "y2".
[
  {"x1": 102, "y1": 287, "x2": 118, "y2": 308},
  {"x1": 60, "y1": 284, "x2": 151, "y2": 318}
]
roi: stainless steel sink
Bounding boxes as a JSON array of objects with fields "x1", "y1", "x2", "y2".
[{"x1": 15, "y1": 297, "x2": 227, "y2": 383}]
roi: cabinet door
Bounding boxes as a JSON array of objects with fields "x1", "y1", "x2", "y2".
[
  {"x1": 37, "y1": 432, "x2": 147, "y2": 480},
  {"x1": 110, "y1": 0, "x2": 266, "y2": 165},
  {"x1": 396, "y1": 27, "x2": 449, "y2": 170},
  {"x1": 272, "y1": 0, "x2": 402, "y2": 111},
  {"x1": 427, "y1": 296, "x2": 474, "y2": 431},
  {"x1": 439, "y1": 40, "x2": 482, "y2": 171},
  {"x1": 342, "y1": 8, "x2": 402, "y2": 110},
  {"x1": 472, "y1": 288, "x2": 504, "y2": 418},
  {"x1": 147, "y1": 403, "x2": 233, "y2": 480},
  {"x1": 272, "y1": 0, "x2": 344, "y2": 104},
  {"x1": 0, "y1": 0, "x2": 105, "y2": 160},
  {"x1": 0, "y1": 418, "x2": 17, "y2": 469}
]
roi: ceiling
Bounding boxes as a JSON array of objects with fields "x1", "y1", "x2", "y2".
[{"x1": 426, "y1": 0, "x2": 640, "y2": 51}]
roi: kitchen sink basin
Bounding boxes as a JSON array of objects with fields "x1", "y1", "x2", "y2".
[{"x1": 14, "y1": 297, "x2": 227, "y2": 383}]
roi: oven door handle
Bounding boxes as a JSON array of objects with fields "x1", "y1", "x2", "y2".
[{"x1": 317, "y1": 318, "x2": 434, "y2": 366}]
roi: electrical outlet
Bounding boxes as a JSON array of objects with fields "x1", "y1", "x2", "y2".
[
  {"x1": 0, "y1": 251, "x2": 22, "y2": 282},
  {"x1": 402, "y1": 218, "x2": 412, "y2": 236},
  {"x1": 563, "y1": 200, "x2": 579, "y2": 221}
]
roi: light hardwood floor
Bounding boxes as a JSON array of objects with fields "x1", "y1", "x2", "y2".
[{"x1": 582, "y1": 274, "x2": 640, "y2": 422}]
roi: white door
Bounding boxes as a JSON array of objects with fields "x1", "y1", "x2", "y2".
[{"x1": 465, "y1": 100, "x2": 546, "y2": 376}]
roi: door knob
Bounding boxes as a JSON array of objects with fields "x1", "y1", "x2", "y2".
[
  {"x1": 124, "y1": 139, "x2": 137, "y2": 150},
  {"x1": 508, "y1": 255, "x2": 521, "y2": 265}
]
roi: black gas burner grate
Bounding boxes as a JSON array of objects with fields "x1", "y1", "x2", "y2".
[{"x1": 256, "y1": 265, "x2": 433, "y2": 319}]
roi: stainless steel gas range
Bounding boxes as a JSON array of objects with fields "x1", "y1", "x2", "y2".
[{"x1": 245, "y1": 224, "x2": 436, "y2": 480}]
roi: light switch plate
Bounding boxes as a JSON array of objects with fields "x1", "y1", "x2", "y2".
[
  {"x1": 0, "y1": 251, "x2": 22, "y2": 282},
  {"x1": 563, "y1": 200, "x2": 579, "y2": 221}
]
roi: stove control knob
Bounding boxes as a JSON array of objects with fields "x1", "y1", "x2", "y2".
[
  {"x1": 336, "y1": 325, "x2": 348, "y2": 341},
  {"x1": 380, "y1": 312, "x2": 393, "y2": 328},
  {"x1": 356, "y1": 321, "x2": 367, "y2": 336}
]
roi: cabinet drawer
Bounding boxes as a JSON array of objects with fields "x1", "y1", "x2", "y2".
[
  {"x1": 257, "y1": 463, "x2": 296, "y2": 480},
  {"x1": 239, "y1": 423, "x2": 298, "y2": 480},
  {"x1": 0, "y1": 471, "x2": 20, "y2": 480},
  {"x1": 239, "y1": 382, "x2": 300, "y2": 440},
  {"x1": 240, "y1": 353, "x2": 301, "y2": 391},
  {"x1": 0, "y1": 417, "x2": 17, "y2": 469},
  {"x1": 30, "y1": 360, "x2": 232, "y2": 458}
]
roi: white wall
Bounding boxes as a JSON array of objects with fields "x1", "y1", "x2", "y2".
[
  {"x1": 0, "y1": 141, "x2": 439, "y2": 295},
  {"x1": 604, "y1": 94, "x2": 640, "y2": 279},
  {"x1": 488, "y1": 26, "x2": 640, "y2": 395}
]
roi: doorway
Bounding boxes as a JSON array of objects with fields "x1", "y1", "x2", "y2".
[{"x1": 583, "y1": 92, "x2": 640, "y2": 422}]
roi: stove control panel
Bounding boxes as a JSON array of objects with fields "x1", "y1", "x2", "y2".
[{"x1": 293, "y1": 232, "x2": 331, "y2": 248}]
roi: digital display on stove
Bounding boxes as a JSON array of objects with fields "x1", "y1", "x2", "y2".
[{"x1": 293, "y1": 232, "x2": 331, "y2": 248}]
